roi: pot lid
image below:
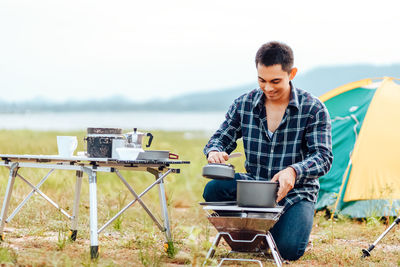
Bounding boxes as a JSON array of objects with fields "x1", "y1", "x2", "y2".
[
  {"x1": 202, "y1": 163, "x2": 235, "y2": 180},
  {"x1": 87, "y1": 127, "x2": 122, "y2": 134}
]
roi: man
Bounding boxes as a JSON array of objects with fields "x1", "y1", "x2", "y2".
[{"x1": 203, "y1": 41, "x2": 333, "y2": 261}]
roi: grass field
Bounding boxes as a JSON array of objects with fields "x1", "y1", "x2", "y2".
[{"x1": 0, "y1": 130, "x2": 399, "y2": 266}]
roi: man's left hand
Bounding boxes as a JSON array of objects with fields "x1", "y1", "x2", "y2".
[{"x1": 271, "y1": 167, "x2": 297, "y2": 202}]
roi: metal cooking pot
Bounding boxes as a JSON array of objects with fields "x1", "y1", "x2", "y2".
[
  {"x1": 202, "y1": 163, "x2": 235, "y2": 180},
  {"x1": 237, "y1": 180, "x2": 278, "y2": 208}
]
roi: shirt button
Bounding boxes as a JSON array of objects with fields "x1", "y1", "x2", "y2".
[{"x1": 271, "y1": 149, "x2": 274, "y2": 153}]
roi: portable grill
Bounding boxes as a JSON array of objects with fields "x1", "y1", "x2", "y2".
[{"x1": 202, "y1": 204, "x2": 284, "y2": 266}]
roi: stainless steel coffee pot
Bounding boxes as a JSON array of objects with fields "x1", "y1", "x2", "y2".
[{"x1": 124, "y1": 128, "x2": 153, "y2": 148}]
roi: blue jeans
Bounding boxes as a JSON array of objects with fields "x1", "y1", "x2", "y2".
[{"x1": 203, "y1": 174, "x2": 314, "y2": 261}]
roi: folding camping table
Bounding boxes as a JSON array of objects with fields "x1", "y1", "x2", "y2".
[{"x1": 0, "y1": 154, "x2": 189, "y2": 258}]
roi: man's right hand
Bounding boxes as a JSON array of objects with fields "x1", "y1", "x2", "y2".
[{"x1": 207, "y1": 151, "x2": 229, "y2": 163}]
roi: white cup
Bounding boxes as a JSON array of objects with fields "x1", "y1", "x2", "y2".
[{"x1": 57, "y1": 136, "x2": 78, "y2": 157}]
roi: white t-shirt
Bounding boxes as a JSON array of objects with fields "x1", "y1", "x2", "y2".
[{"x1": 267, "y1": 129, "x2": 274, "y2": 138}]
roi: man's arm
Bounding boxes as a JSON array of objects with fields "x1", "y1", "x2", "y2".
[
  {"x1": 272, "y1": 103, "x2": 333, "y2": 202},
  {"x1": 204, "y1": 98, "x2": 243, "y2": 161},
  {"x1": 290, "y1": 105, "x2": 333, "y2": 183}
]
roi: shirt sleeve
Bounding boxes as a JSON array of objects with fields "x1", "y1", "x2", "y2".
[
  {"x1": 290, "y1": 102, "x2": 333, "y2": 183},
  {"x1": 203, "y1": 98, "x2": 243, "y2": 157}
]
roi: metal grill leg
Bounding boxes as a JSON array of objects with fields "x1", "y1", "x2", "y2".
[
  {"x1": 203, "y1": 232, "x2": 222, "y2": 266},
  {"x1": 265, "y1": 232, "x2": 283, "y2": 267},
  {"x1": 0, "y1": 163, "x2": 19, "y2": 241},
  {"x1": 203, "y1": 231, "x2": 283, "y2": 267}
]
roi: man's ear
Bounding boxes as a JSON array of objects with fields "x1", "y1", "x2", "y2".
[{"x1": 289, "y1": 67, "x2": 298, "y2": 80}]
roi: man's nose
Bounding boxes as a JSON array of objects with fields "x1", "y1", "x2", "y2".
[{"x1": 264, "y1": 83, "x2": 274, "y2": 92}]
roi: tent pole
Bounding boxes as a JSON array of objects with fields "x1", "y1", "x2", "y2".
[
  {"x1": 361, "y1": 216, "x2": 400, "y2": 258},
  {"x1": 331, "y1": 161, "x2": 352, "y2": 220}
]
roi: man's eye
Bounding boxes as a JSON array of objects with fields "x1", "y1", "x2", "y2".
[
  {"x1": 272, "y1": 80, "x2": 280, "y2": 84},
  {"x1": 258, "y1": 79, "x2": 266, "y2": 83}
]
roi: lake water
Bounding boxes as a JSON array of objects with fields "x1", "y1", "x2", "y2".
[{"x1": 0, "y1": 111, "x2": 226, "y2": 132}]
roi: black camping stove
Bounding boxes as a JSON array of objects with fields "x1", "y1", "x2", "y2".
[{"x1": 202, "y1": 204, "x2": 284, "y2": 267}]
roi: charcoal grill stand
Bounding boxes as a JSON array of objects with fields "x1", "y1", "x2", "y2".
[
  {"x1": 0, "y1": 154, "x2": 189, "y2": 259},
  {"x1": 202, "y1": 205, "x2": 284, "y2": 267},
  {"x1": 205, "y1": 231, "x2": 282, "y2": 267}
]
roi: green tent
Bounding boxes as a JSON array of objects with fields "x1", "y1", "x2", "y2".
[{"x1": 316, "y1": 77, "x2": 400, "y2": 218}]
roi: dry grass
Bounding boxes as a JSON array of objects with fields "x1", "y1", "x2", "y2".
[{"x1": 0, "y1": 130, "x2": 399, "y2": 266}]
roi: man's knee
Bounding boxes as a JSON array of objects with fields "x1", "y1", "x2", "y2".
[
  {"x1": 202, "y1": 180, "x2": 217, "y2": 201},
  {"x1": 278, "y1": 242, "x2": 306, "y2": 261},
  {"x1": 271, "y1": 200, "x2": 314, "y2": 261}
]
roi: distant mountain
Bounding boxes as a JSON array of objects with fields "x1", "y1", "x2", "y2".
[
  {"x1": 156, "y1": 64, "x2": 400, "y2": 111},
  {"x1": 156, "y1": 84, "x2": 257, "y2": 111},
  {"x1": 0, "y1": 64, "x2": 399, "y2": 113},
  {"x1": 294, "y1": 64, "x2": 400, "y2": 97}
]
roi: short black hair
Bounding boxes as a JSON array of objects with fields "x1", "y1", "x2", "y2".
[{"x1": 255, "y1": 41, "x2": 294, "y2": 72}]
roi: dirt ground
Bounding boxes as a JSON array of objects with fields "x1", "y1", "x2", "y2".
[{"x1": 1, "y1": 207, "x2": 400, "y2": 266}]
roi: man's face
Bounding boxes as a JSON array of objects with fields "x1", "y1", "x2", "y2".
[{"x1": 257, "y1": 63, "x2": 297, "y2": 102}]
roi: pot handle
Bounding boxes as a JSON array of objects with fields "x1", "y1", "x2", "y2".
[
  {"x1": 146, "y1": 133, "x2": 153, "y2": 148},
  {"x1": 168, "y1": 153, "x2": 179, "y2": 159}
]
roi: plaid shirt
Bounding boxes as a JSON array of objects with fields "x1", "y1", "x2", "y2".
[{"x1": 204, "y1": 82, "x2": 333, "y2": 211}]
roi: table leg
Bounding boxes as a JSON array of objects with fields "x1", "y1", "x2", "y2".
[
  {"x1": 157, "y1": 172, "x2": 173, "y2": 255},
  {"x1": 6, "y1": 169, "x2": 54, "y2": 223},
  {"x1": 85, "y1": 168, "x2": 99, "y2": 259},
  {"x1": 115, "y1": 170, "x2": 165, "y2": 232},
  {"x1": 0, "y1": 163, "x2": 19, "y2": 241},
  {"x1": 70, "y1": 170, "x2": 83, "y2": 241},
  {"x1": 98, "y1": 169, "x2": 172, "y2": 235}
]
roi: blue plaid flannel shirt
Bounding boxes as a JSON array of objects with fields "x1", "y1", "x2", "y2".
[{"x1": 204, "y1": 82, "x2": 333, "y2": 210}]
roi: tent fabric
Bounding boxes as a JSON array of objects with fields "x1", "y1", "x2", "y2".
[
  {"x1": 344, "y1": 79, "x2": 400, "y2": 201},
  {"x1": 319, "y1": 78, "x2": 373, "y2": 102},
  {"x1": 316, "y1": 77, "x2": 400, "y2": 218}
]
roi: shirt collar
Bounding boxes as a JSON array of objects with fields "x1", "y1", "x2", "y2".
[
  {"x1": 253, "y1": 81, "x2": 300, "y2": 110},
  {"x1": 253, "y1": 89, "x2": 265, "y2": 109},
  {"x1": 288, "y1": 81, "x2": 300, "y2": 110}
]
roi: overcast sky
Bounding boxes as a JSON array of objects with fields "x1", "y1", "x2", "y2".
[{"x1": 1, "y1": 0, "x2": 399, "y2": 102}]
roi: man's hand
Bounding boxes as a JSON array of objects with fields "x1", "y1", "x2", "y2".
[
  {"x1": 271, "y1": 167, "x2": 297, "y2": 202},
  {"x1": 208, "y1": 151, "x2": 229, "y2": 163}
]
